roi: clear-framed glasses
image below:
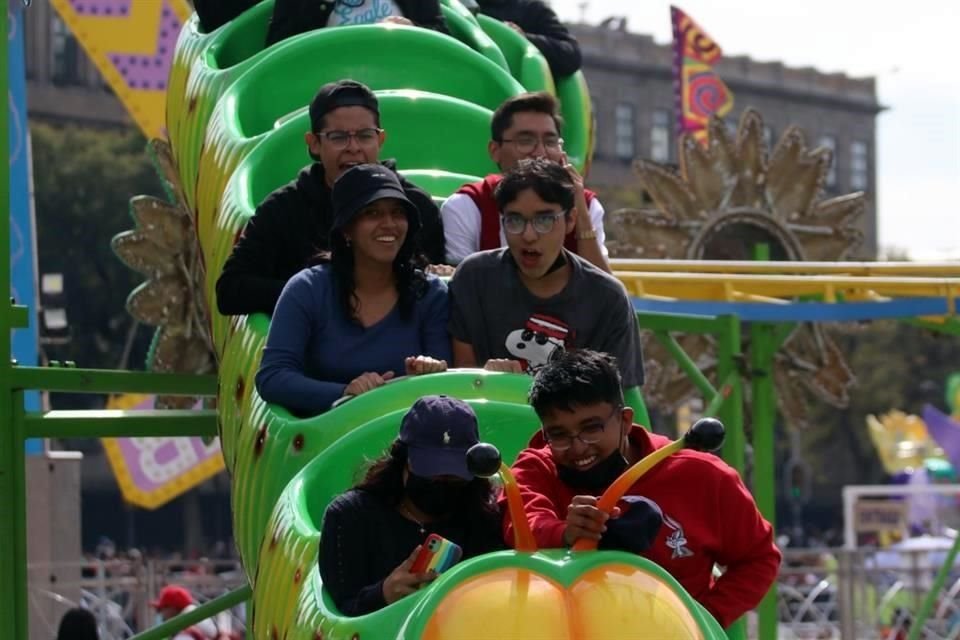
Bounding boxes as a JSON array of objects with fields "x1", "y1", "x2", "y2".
[
  {"x1": 501, "y1": 211, "x2": 566, "y2": 236},
  {"x1": 499, "y1": 133, "x2": 564, "y2": 154},
  {"x1": 543, "y1": 406, "x2": 622, "y2": 451},
  {"x1": 316, "y1": 127, "x2": 382, "y2": 150}
]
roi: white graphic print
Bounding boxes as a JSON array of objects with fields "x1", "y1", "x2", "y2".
[
  {"x1": 505, "y1": 314, "x2": 572, "y2": 374},
  {"x1": 663, "y1": 512, "x2": 694, "y2": 559}
]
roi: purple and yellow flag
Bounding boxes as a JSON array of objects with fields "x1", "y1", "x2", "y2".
[
  {"x1": 48, "y1": 0, "x2": 192, "y2": 139},
  {"x1": 671, "y1": 6, "x2": 734, "y2": 145}
]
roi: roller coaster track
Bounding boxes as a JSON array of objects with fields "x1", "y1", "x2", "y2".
[{"x1": 610, "y1": 260, "x2": 960, "y2": 323}]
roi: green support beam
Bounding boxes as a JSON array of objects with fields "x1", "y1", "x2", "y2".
[
  {"x1": 25, "y1": 409, "x2": 219, "y2": 439},
  {"x1": 11, "y1": 366, "x2": 217, "y2": 396},
  {"x1": 131, "y1": 585, "x2": 251, "y2": 640},
  {"x1": 0, "y1": 5, "x2": 28, "y2": 637}
]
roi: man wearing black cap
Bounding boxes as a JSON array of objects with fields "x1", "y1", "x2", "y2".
[
  {"x1": 320, "y1": 395, "x2": 503, "y2": 615},
  {"x1": 216, "y1": 79, "x2": 446, "y2": 316}
]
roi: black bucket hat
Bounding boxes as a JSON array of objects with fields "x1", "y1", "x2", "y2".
[{"x1": 331, "y1": 164, "x2": 421, "y2": 233}]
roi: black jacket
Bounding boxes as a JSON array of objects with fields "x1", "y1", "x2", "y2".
[
  {"x1": 266, "y1": 0, "x2": 449, "y2": 46},
  {"x1": 215, "y1": 160, "x2": 445, "y2": 316},
  {"x1": 477, "y1": 0, "x2": 582, "y2": 77}
]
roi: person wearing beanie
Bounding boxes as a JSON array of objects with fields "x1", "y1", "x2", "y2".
[
  {"x1": 216, "y1": 79, "x2": 446, "y2": 316},
  {"x1": 255, "y1": 164, "x2": 452, "y2": 415}
]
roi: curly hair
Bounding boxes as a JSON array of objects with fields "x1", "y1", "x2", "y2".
[{"x1": 313, "y1": 221, "x2": 427, "y2": 325}]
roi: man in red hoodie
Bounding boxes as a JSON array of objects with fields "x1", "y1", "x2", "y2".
[
  {"x1": 503, "y1": 349, "x2": 781, "y2": 629},
  {"x1": 441, "y1": 92, "x2": 610, "y2": 272}
]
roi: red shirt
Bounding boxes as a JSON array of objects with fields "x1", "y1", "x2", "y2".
[{"x1": 501, "y1": 425, "x2": 782, "y2": 628}]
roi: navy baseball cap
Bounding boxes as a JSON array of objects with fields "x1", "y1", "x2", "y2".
[
  {"x1": 331, "y1": 164, "x2": 420, "y2": 233},
  {"x1": 399, "y1": 396, "x2": 480, "y2": 480},
  {"x1": 309, "y1": 80, "x2": 379, "y2": 132}
]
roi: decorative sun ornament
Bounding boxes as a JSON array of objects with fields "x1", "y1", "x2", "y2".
[
  {"x1": 111, "y1": 140, "x2": 215, "y2": 409},
  {"x1": 618, "y1": 108, "x2": 866, "y2": 427}
]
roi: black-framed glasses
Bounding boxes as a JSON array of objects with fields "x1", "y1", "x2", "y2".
[
  {"x1": 315, "y1": 128, "x2": 382, "y2": 149},
  {"x1": 498, "y1": 134, "x2": 563, "y2": 154},
  {"x1": 543, "y1": 406, "x2": 622, "y2": 451},
  {"x1": 501, "y1": 211, "x2": 565, "y2": 236}
]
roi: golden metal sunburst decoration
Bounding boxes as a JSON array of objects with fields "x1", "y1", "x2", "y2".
[
  {"x1": 609, "y1": 108, "x2": 866, "y2": 427},
  {"x1": 112, "y1": 139, "x2": 215, "y2": 409}
]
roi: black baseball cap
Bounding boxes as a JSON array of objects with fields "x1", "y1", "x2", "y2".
[
  {"x1": 309, "y1": 80, "x2": 379, "y2": 132},
  {"x1": 331, "y1": 164, "x2": 421, "y2": 233},
  {"x1": 399, "y1": 396, "x2": 481, "y2": 480}
]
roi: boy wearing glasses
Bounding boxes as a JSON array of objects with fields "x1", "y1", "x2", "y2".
[
  {"x1": 441, "y1": 92, "x2": 609, "y2": 272},
  {"x1": 448, "y1": 158, "x2": 641, "y2": 382},
  {"x1": 217, "y1": 79, "x2": 445, "y2": 315},
  {"x1": 505, "y1": 349, "x2": 781, "y2": 630}
]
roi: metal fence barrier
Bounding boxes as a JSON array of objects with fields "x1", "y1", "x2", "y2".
[{"x1": 28, "y1": 548, "x2": 960, "y2": 640}]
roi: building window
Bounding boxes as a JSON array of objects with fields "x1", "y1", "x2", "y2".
[
  {"x1": 818, "y1": 135, "x2": 837, "y2": 188},
  {"x1": 51, "y1": 15, "x2": 79, "y2": 85},
  {"x1": 615, "y1": 103, "x2": 636, "y2": 161},
  {"x1": 651, "y1": 109, "x2": 671, "y2": 163},
  {"x1": 850, "y1": 140, "x2": 869, "y2": 190}
]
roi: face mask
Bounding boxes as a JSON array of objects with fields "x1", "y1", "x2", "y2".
[
  {"x1": 405, "y1": 473, "x2": 466, "y2": 516},
  {"x1": 557, "y1": 448, "x2": 629, "y2": 493},
  {"x1": 154, "y1": 613, "x2": 164, "y2": 626}
]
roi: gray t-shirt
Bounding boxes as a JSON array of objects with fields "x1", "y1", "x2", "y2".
[{"x1": 449, "y1": 248, "x2": 644, "y2": 387}]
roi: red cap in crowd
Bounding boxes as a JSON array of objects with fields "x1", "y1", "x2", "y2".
[{"x1": 151, "y1": 585, "x2": 193, "y2": 611}]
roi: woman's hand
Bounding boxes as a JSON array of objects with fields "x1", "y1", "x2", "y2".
[
  {"x1": 561, "y1": 152, "x2": 591, "y2": 231},
  {"x1": 343, "y1": 371, "x2": 395, "y2": 397},
  {"x1": 562, "y1": 495, "x2": 622, "y2": 546},
  {"x1": 425, "y1": 264, "x2": 456, "y2": 277},
  {"x1": 381, "y1": 15, "x2": 413, "y2": 26},
  {"x1": 483, "y1": 359, "x2": 524, "y2": 373},
  {"x1": 405, "y1": 356, "x2": 447, "y2": 376},
  {"x1": 382, "y1": 545, "x2": 436, "y2": 605},
  {"x1": 504, "y1": 20, "x2": 525, "y2": 35}
]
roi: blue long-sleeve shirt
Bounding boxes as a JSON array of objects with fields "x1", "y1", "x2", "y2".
[{"x1": 255, "y1": 266, "x2": 452, "y2": 415}]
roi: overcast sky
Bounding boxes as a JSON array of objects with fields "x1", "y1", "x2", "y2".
[{"x1": 549, "y1": 0, "x2": 960, "y2": 260}]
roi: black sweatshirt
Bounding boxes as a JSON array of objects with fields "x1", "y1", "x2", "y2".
[
  {"x1": 215, "y1": 161, "x2": 445, "y2": 316},
  {"x1": 477, "y1": 0, "x2": 582, "y2": 77},
  {"x1": 319, "y1": 489, "x2": 504, "y2": 616}
]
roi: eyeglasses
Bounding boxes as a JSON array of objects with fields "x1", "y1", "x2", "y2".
[
  {"x1": 315, "y1": 128, "x2": 382, "y2": 150},
  {"x1": 501, "y1": 211, "x2": 566, "y2": 236},
  {"x1": 499, "y1": 134, "x2": 564, "y2": 154},
  {"x1": 543, "y1": 406, "x2": 622, "y2": 451}
]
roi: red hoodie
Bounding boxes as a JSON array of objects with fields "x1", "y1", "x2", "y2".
[{"x1": 501, "y1": 425, "x2": 782, "y2": 628}]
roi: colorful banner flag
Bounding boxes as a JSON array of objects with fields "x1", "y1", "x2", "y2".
[
  {"x1": 102, "y1": 394, "x2": 225, "y2": 509},
  {"x1": 8, "y1": 2, "x2": 43, "y2": 454},
  {"x1": 671, "y1": 6, "x2": 734, "y2": 146},
  {"x1": 48, "y1": 0, "x2": 192, "y2": 139}
]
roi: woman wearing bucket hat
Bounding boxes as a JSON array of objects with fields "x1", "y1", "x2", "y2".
[
  {"x1": 320, "y1": 395, "x2": 504, "y2": 616},
  {"x1": 256, "y1": 164, "x2": 452, "y2": 416}
]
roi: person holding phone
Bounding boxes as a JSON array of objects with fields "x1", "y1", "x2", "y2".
[
  {"x1": 441, "y1": 92, "x2": 610, "y2": 272},
  {"x1": 319, "y1": 395, "x2": 504, "y2": 616}
]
